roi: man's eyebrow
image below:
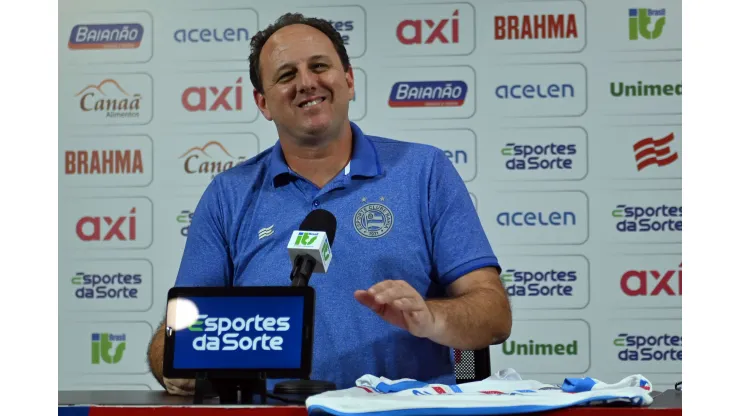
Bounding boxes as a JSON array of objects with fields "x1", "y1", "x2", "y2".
[{"x1": 273, "y1": 55, "x2": 331, "y2": 75}]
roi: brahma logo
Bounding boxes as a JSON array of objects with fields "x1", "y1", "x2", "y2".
[
  {"x1": 501, "y1": 268, "x2": 577, "y2": 297},
  {"x1": 621, "y1": 263, "x2": 682, "y2": 297},
  {"x1": 614, "y1": 333, "x2": 681, "y2": 362},
  {"x1": 69, "y1": 23, "x2": 143, "y2": 50},
  {"x1": 397, "y1": 10, "x2": 459, "y2": 45},
  {"x1": 501, "y1": 142, "x2": 577, "y2": 171},
  {"x1": 182, "y1": 77, "x2": 244, "y2": 112},
  {"x1": 65, "y1": 149, "x2": 144, "y2": 176},
  {"x1": 388, "y1": 81, "x2": 467, "y2": 107},
  {"x1": 188, "y1": 315, "x2": 291, "y2": 351},
  {"x1": 494, "y1": 13, "x2": 578, "y2": 40},
  {"x1": 612, "y1": 204, "x2": 682, "y2": 233},
  {"x1": 634, "y1": 133, "x2": 678, "y2": 171}
]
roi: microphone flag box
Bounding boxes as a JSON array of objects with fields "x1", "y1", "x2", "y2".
[{"x1": 287, "y1": 231, "x2": 332, "y2": 273}]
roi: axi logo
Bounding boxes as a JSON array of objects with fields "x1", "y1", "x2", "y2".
[
  {"x1": 497, "y1": 211, "x2": 576, "y2": 227},
  {"x1": 501, "y1": 143, "x2": 576, "y2": 171},
  {"x1": 494, "y1": 14, "x2": 578, "y2": 40},
  {"x1": 75, "y1": 79, "x2": 142, "y2": 119},
  {"x1": 91, "y1": 333, "x2": 126, "y2": 364},
  {"x1": 388, "y1": 81, "x2": 467, "y2": 107},
  {"x1": 621, "y1": 263, "x2": 682, "y2": 297},
  {"x1": 182, "y1": 77, "x2": 244, "y2": 112},
  {"x1": 629, "y1": 8, "x2": 666, "y2": 40},
  {"x1": 634, "y1": 133, "x2": 678, "y2": 171},
  {"x1": 65, "y1": 149, "x2": 144, "y2": 175},
  {"x1": 502, "y1": 339, "x2": 578, "y2": 356},
  {"x1": 73, "y1": 272, "x2": 142, "y2": 299},
  {"x1": 177, "y1": 210, "x2": 194, "y2": 237},
  {"x1": 501, "y1": 268, "x2": 577, "y2": 297},
  {"x1": 614, "y1": 333, "x2": 681, "y2": 362},
  {"x1": 76, "y1": 208, "x2": 137, "y2": 241},
  {"x1": 612, "y1": 204, "x2": 682, "y2": 232},
  {"x1": 295, "y1": 232, "x2": 319, "y2": 246},
  {"x1": 69, "y1": 23, "x2": 143, "y2": 50},
  {"x1": 397, "y1": 9, "x2": 459, "y2": 45},
  {"x1": 180, "y1": 141, "x2": 246, "y2": 178}
]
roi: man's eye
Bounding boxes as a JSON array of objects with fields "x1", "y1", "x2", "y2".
[{"x1": 279, "y1": 73, "x2": 294, "y2": 81}]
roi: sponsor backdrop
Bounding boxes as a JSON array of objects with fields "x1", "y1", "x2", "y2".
[{"x1": 58, "y1": 0, "x2": 682, "y2": 392}]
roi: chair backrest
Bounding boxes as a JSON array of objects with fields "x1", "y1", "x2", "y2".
[{"x1": 453, "y1": 347, "x2": 491, "y2": 384}]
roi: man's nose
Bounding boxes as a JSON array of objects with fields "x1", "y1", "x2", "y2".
[{"x1": 296, "y1": 68, "x2": 319, "y2": 93}]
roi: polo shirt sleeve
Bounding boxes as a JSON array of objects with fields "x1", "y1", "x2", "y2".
[
  {"x1": 173, "y1": 177, "x2": 233, "y2": 287},
  {"x1": 428, "y1": 147, "x2": 500, "y2": 287}
]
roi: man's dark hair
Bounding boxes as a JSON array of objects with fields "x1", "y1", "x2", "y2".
[{"x1": 248, "y1": 13, "x2": 351, "y2": 94}]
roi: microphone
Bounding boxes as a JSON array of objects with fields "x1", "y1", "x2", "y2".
[{"x1": 287, "y1": 209, "x2": 337, "y2": 287}]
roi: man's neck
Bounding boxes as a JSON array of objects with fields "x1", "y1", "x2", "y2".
[{"x1": 280, "y1": 122, "x2": 353, "y2": 189}]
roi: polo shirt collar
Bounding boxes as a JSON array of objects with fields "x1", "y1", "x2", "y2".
[{"x1": 269, "y1": 121, "x2": 382, "y2": 187}]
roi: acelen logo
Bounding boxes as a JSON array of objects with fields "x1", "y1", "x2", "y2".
[
  {"x1": 621, "y1": 263, "x2": 682, "y2": 297},
  {"x1": 388, "y1": 81, "x2": 467, "y2": 107},
  {"x1": 182, "y1": 77, "x2": 244, "y2": 112},
  {"x1": 397, "y1": 9, "x2": 459, "y2": 45},
  {"x1": 494, "y1": 13, "x2": 578, "y2": 40},
  {"x1": 76, "y1": 208, "x2": 137, "y2": 242},
  {"x1": 634, "y1": 133, "x2": 678, "y2": 171}
]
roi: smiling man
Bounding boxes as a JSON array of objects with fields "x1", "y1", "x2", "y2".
[{"x1": 147, "y1": 13, "x2": 512, "y2": 395}]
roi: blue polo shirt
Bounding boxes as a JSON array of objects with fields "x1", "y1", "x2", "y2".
[{"x1": 174, "y1": 122, "x2": 500, "y2": 390}]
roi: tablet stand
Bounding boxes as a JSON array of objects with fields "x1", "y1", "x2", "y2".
[{"x1": 193, "y1": 372, "x2": 268, "y2": 405}]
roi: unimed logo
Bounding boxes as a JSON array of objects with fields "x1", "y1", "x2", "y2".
[
  {"x1": 621, "y1": 263, "x2": 682, "y2": 297},
  {"x1": 91, "y1": 333, "x2": 126, "y2": 364},
  {"x1": 77, "y1": 208, "x2": 137, "y2": 241},
  {"x1": 502, "y1": 339, "x2": 578, "y2": 356}
]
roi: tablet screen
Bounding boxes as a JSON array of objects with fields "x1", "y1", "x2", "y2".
[{"x1": 164, "y1": 287, "x2": 314, "y2": 378}]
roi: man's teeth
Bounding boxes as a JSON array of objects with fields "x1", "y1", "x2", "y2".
[{"x1": 301, "y1": 98, "x2": 323, "y2": 108}]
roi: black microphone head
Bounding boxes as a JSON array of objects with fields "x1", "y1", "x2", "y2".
[{"x1": 300, "y1": 209, "x2": 337, "y2": 246}]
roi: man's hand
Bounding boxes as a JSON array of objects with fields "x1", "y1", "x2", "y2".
[
  {"x1": 163, "y1": 377, "x2": 195, "y2": 396},
  {"x1": 354, "y1": 280, "x2": 439, "y2": 339}
]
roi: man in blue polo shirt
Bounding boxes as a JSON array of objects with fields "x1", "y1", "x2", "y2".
[{"x1": 147, "y1": 13, "x2": 511, "y2": 394}]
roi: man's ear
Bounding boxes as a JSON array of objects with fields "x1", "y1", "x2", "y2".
[
  {"x1": 345, "y1": 66, "x2": 355, "y2": 102},
  {"x1": 253, "y1": 88, "x2": 272, "y2": 121}
]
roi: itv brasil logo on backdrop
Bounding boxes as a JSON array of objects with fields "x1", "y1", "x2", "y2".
[{"x1": 91, "y1": 333, "x2": 126, "y2": 364}]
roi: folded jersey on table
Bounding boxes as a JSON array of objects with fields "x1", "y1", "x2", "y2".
[{"x1": 306, "y1": 368, "x2": 653, "y2": 416}]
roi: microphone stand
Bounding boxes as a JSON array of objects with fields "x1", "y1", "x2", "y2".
[{"x1": 277, "y1": 254, "x2": 337, "y2": 402}]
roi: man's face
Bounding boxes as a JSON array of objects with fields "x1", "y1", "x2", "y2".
[{"x1": 254, "y1": 24, "x2": 355, "y2": 142}]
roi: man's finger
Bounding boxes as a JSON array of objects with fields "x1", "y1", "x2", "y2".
[
  {"x1": 391, "y1": 297, "x2": 427, "y2": 312},
  {"x1": 367, "y1": 280, "x2": 400, "y2": 296},
  {"x1": 354, "y1": 290, "x2": 384, "y2": 313},
  {"x1": 373, "y1": 283, "x2": 417, "y2": 304}
]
